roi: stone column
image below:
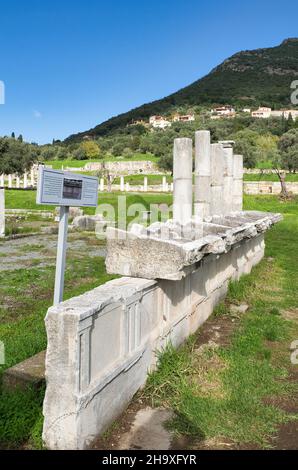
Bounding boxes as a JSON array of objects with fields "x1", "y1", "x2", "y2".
[
  {"x1": 16, "y1": 176, "x2": 20, "y2": 189},
  {"x1": 23, "y1": 173, "x2": 28, "y2": 189},
  {"x1": 170, "y1": 182, "x2": 173, "y2": 192},
  {"x1": 100, "y1": 178, "x2": 104, "y2": 192},
  {"x1": 30, "y1": 168, "x2": 35, "y2": 187},
  {"x1": 8, "y1": 174, "x2": 12, "y2": 188},
  {"x1": 126, "y1": 182, "x2": 130, "y2": 192},
  {"x1": 220, "y1": 141, "x2": 234, "y2": 215},
  {"x1": 194, "y1": 130, "x2": 211, "y2": 219},
  {"x1": 120, "y1": 176, "x2": 125, "y2": 192},
  {"x1": 173, "y1": 138, "x2": 193, "y2": 224},
  {"x1": 162, "y1": 176, "x2": 167, "y2": 192},
  {"x1": 143, "y1": 176, "x2": 148, "y2": 192},
  {"x1": 0, "y1": 189, "x2": 5, "y2": 238},
  {"x1": 0, "y1": 174, "x2": 4, "y2": 187},
  {"x1": 210, "y1": 143, "x2": 224, "y2": 216},
  {"x1": 233, "y1": 154, "x2": 243, "y2": 211}
]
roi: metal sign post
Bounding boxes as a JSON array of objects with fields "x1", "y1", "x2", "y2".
[
  {"x1": 36, "y1": 166, "x2": 99, "y2": 307},
  {"x1": 53, "y1": 206, "x2": 69, "y2": 306}
]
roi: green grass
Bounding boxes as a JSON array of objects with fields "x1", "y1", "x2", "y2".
[
  {"x1": 1, "y1": 194, "x2": 298, "y2": 448},
  {"x1": 44, "y1": 153, "x2": 158, "y2": 169},
  {"x1": 5, "y1": 189, "x2": 173, "y2": 215},
  {"x1": 0, "y1": 256, "x2": 118, "y2": 449},
  {"x1": 5, "y1": 190, "x2": 54, "y2": 211},
  {"x1": 142, "y1": 195, "x2": 298, "y2": 448},
  {"x1": 244, "y1": 173, "x2": 298, "y2": 182}
]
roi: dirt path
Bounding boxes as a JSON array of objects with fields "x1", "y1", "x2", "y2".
[{"x1": 0, "y1": 233, "x2": 106, "y2": 271}]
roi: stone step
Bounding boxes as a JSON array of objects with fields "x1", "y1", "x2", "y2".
[{"x1": 2, "y1": 350, "x2": 46, "y2": 391}]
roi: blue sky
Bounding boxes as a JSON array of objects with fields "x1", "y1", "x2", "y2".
[{"x1": 0, "y1": 0, "x2": 297, "y2": 144}]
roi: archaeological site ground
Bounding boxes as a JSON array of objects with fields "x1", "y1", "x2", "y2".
[{"x1": 1, "y1": 3, "x2": 298, "y2": 464}]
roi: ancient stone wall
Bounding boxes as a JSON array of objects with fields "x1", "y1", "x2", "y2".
[
  {"x1": 43, "y1": 235, "x2": 265, "y2": 450},
  {"x1": 83, "y1": 160, "x2": 163, "y2": 175},
  {"x1": 42, "y1": 130, "x2": 281, "y2": 450}
]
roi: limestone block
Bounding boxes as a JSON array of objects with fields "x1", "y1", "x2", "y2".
[
  {"x1": 72, "y1": 214, "x2": 104, "y2": 231},
  {"x1": 105, "y1": 211, "x2": 282, "y2": 280},
  {"x1": 43, "y1": 234, "x2": 268, "y2": 450}
]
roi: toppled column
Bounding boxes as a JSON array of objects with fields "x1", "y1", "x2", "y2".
[
  {"x1": 210, "y1": 143, "x2": 224, "y2": 216},
  {"x1": 233, "y1": 154, "x2": 243, "y2": 211},
  {"x1": 194, "y1": 131, "x2": 211, "y2": 219},
  {"x1": 0, "y1": 189, "x2": 5, "y2": 238},
  {"x1": 220, "y1": 141, "x2": 234, "y2": 215},
  {"x1": 173, "y1": 138, "x2": 193, "y2": 225}
]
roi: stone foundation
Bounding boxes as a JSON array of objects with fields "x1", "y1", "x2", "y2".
[{"x1": 43, "y1": 234, "x2": 265, "y2": 450}]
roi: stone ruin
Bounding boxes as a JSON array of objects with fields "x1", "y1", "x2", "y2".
[
  {"x1": 42, "y1": 131, "x2": 282, "y2": 450},
  {"x1": 105, "y1": 132, "x2": 281, "y2": 280}
]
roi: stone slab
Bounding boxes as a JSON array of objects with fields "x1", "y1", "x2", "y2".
[{"x1": 2, "y1": 350, "x2": 46, "y2": 391}]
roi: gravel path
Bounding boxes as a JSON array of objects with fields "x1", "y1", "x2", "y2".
[{"x1": 0, "y1": 234, "x2": 106, "y2": 271}]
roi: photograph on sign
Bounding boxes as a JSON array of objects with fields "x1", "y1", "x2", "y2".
[{"x1": 63, "y1": 178, "x2": 83, "y2": 200}]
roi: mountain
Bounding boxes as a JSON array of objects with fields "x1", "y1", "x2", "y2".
[{"x1": 65, "y1": 38, "x2": 298, "y2": 142}]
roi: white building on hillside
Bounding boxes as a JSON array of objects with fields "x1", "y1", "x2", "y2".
[
  {"x1": 251, "y1": 107, "x2": 272, "y2": 118},
  {"x1": 251, "y1": 107, "x2": 298, "y2": 120},
  {"x1": 210, "y1": 106, "x2": 235, "y2": 119},
  {"x1": 149, "y1": 115, "x2": 172, "y2": 129},
  {"x1": 172, "y1": 113, "x2": 195, "y2": 123},
  {"x1": 271, "y1": 109, "x2": 298, "y2": 121}
]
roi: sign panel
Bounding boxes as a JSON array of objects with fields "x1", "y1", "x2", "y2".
[{"x1": 36, "y1": 166, "x2": 98, "y2": 207}]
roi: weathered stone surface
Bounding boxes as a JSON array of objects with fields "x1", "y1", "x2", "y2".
[
  {"x1": 105, "y1": 211, "x2": 282, "y2": 280},
  {"x1": 84, "y1": 160, "x2": 162, "y2": 175},
  {"x1": 173, "y1": 138, "x2": 193, "y2": 224},
  {"x1": 210, "y1": 143, "x2": 224, "y2": 216},
  {"x1": 2, "y1": 350, "x2": 46, "y2": 391},
  {"x1": 43, "y1": 234, "x2": 267, "y2": 449},
  {"x1": 72, "y1": 214, "x2": 104, "y2": 231},
  {"x1": 118, "y1": 407, "x2": 174, "y2": 450},
  {"x1": 230, "y1": 303, "x2": 249, "y2": 314},
  {"x1": 55, "y1": 206, "x2": 83, "y2": 219},
  {"x1": 194, "y1": 131, "x2": 211, "y2": 219}
]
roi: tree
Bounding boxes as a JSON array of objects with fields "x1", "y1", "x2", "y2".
[
  {"x1": 73, "y1": 146, "x2": 87, "y2": 161},
  {"x1": 278, "y1": 129, "x2": 298, "y2": 173},
  {"x1": 17, "y1": 134, "x2": 23, "y2": 142},
  {"x1": 11, "y1": 132, "x2": 15, "y2": 139},
  {"x1": 233, "y1": 129, "x2": 259, "y2": 168},
  {"x1": 0, "y1": 138, "x2": 38, "y2": 175},
  {"x1": 40, "y1": 146, "x2": 57, "y2": 161},
  {"x1": 81, "y1": 141, "x2": 100, "y2": 159},
  {"x1": 159, "y1": 152, "x2": 173, "y2": 172}
]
